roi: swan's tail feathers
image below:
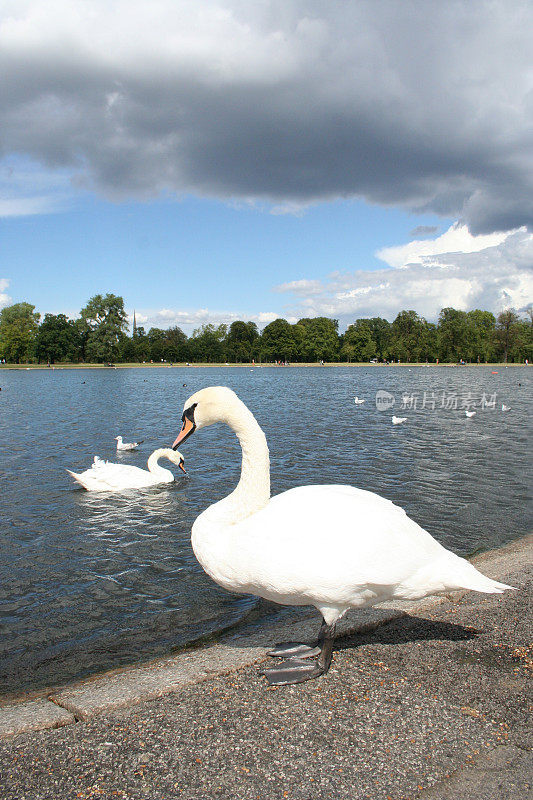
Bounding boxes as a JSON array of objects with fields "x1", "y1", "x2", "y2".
[
  {"x1": 407, "y1": 554, "x2": 515, "y2": 598},
  {"x1": 66, "y1": 469, "x2": 90, "y2": 490},
  {"x1": 442, "y1": 556, "x2": 515, "y2": 594},
  {"x1": 457, "y1": 569, "x2": 514, "y2": 593},
  {"x1": 454, "y1": 556, "x2": 515, "y2": 594}
]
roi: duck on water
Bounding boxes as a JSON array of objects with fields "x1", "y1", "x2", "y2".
[{"x1": 172, "y1": 387, "x2": 513, "y2": 687}]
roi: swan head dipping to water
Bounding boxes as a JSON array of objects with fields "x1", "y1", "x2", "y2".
[
  {"x1": 172, "y1": 386, "x2": 513, "y2": 687},
  {"x1": 68, "y1": 448, "x2": 186, "y2": 492}
]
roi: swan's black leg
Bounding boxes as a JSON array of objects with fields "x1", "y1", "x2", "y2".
[
  {"x1": 267, "y1": 620, "x2": 335, "y2": 659},
  {"x1": 316, "y1": 621, "x2": 335, "y2": 672},
  {"x1": 261, "y1": 621, "x2": 336, "y2": 686}
]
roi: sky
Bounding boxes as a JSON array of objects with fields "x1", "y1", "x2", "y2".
[{"x1": 1, "y1": 0, "x2": 532, "y2": 333}]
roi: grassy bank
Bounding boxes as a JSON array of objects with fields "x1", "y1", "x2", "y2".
[{"x1": 0, "y1": 361, "x2": 528, "y2": 370}]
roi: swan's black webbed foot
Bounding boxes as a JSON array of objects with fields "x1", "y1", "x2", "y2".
[
  {"x1": 261, "y1": 621, "x2": 336, "y2": 686},
  {"x1": 261, "y1": 657, "x2": 326, "y2": 685},
  {"x1": 267, "y1": 642, "x2": 321, "y2": 659}
]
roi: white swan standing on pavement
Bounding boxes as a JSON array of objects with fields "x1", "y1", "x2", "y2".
[
  {"x1": 172, "y1": 387, "x2": 512, "y2": 686},
  {"x1": 67, "y1": 448, "x2": 186, "y2": 491},
  {"x1": 115, "y1": 435, "x2": 143, "y2": 451}
]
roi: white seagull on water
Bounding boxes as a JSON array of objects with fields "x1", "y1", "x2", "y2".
[{"x1": 115, "y1": 435, "x2": 144, "y2": 451}]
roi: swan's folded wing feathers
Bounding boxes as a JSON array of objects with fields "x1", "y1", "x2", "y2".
[{"x1": 233, "y1": 484, "x2": 445, "y2": 593}]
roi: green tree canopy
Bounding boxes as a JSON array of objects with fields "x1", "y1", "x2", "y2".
[
  {"x1": 296, "y1": 317, "x2": 339, "y2": 362},
  {"x1": 390, "y1": 310, "x2": 426, "y2": 362},
  {"x1": 226, "y1": 320, "x2": 259, "y2": 362},
  {"x1": 341, "y1": 321, "x2": 377, "y2": 362},
  {"x1": 260, "y1": 318, "x2": 303, "y2": 362},
  {"x1": 4, "y1": 294, "x2": 532, "y2": 366},
  {"x1": 147, "y1": 327, "x2": 167, "y2": 362},
  {"x1": 80, "y1": 294, "x2": 128, "y2": 362},
  {"x1": 365, "y1": 317, "x2": 392, "y2": 360},
  {"x1": 0, "y1": 302, "x2": 40, "y2": 363},
  {"x1": 190, "y1": 324, "x2": 227, "y2": 362},
  {"x1": 494, "y1": 309, "x2": 521, "y2": 363},
  {"x1": 164, "y1": 326, "x2": 189, "y2": 362},
  {"x1": 437, "y1": 308, "x2": 473, "y2": 361},
  {"x1": 34, "y1": 313, "x2": 81, "y2": 363},
  {"x1": 466, "y1": 310, "x2": 496, "y2": 362}
]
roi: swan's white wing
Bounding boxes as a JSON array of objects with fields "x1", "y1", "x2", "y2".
[
  {"x1": 198, "y1": 485, "x2": 446, "y2": 606},
  {"x1": 68, "y1": 462, "x2": 158, "y2": 490}
]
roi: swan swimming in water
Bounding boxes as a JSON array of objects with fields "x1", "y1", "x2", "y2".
[
  {"x1": 172, "y1": 387, "x2": 512, "y2": 686},
  {"x1": 392, "y1": 415, "x2": 407, "y2": 425},
  {"x1": 353, "y1": 396, "x2": 365, "y2": 404},
  {"x1": 67, "y1": 448, "x2": 185, "y2": 491}
]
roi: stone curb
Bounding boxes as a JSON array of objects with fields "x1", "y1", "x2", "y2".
[
  {"x1": 0, "y1": 699, "x2": 75, "y2": 738},
  {"x1": 1, "y1": 534, "x2": 529, "y2": 739}
]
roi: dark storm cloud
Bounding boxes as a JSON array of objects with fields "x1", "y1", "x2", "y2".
[
  {"x1": 410, "y1": 226, "x2": 439, "y2": 238},
  {"x1": 1, "y1": 0, "x2": 532, "y2": 232}
]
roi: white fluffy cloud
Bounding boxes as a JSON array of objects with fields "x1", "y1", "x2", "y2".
[
  {"x1": 273, "y1": 279, "x2": 323, "y2": 297},
  {"x1": 377, "y1": 225, "x2": 513, "y2": 269},
  {"x1": 126, "y1": 306, "x2": 282, "y2": 334},
  {"x1": 274, "y1": 227, "x2": 533, "y2": 325},
  {"x1": 0, "y1": 278, "x2": 12, "y2": 309},
  {"x1": 1, "y1": 1, "x2": 532, "y2": 232}
]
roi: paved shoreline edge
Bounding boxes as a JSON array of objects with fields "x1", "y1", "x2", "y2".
[{"x1": 1, "y1": 533, "x2": 530, "y2": 739}]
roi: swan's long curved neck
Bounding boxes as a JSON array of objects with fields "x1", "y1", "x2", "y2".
[
  {"x1": 147, "y1": 449, "x2": 174, "y2": 480},
  {"x1": 209, "y1": 400, "x2": 270, "y2": 524}
]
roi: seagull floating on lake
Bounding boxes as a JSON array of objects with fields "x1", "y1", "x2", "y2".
[
  {"x1": 67, "y1": 449, "x2": 185, "y2": 491},
  {"x1": 115, "y1": 435, "x2": 143, "y2": 451},
  {"x1": 465, "y1": 410, "x2": 476, "y2": 418},
  {"x1": 171, "y1": 387, "x2": 512, "y2": 687},
  {"x1": 353, "y1": 396, "x2": 365, "y2": 404},
  {"x1": 392, "y1": 415, "x2": 407, "y2": 425}
]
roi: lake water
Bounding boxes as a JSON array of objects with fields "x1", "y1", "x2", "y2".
[{"x1": 0, "y1": 365, "x2": 531, "y2": 696}]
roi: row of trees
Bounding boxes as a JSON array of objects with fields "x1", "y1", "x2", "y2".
[{"x1": 0, "y1": 294, "x2": 531, "y2": 364}]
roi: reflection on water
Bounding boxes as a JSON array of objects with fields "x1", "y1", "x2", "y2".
[{"x1": 0, "y1": 365, "x2": 531, "y2": 695}]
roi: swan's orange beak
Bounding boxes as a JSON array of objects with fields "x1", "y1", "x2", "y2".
[{"x1": 172, "y1": 416, "x2": 195, "y2": 449}]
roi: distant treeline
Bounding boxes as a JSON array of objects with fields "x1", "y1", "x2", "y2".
[{"x1": 0, "y1": 293, "x2": 531, "y2": 365}]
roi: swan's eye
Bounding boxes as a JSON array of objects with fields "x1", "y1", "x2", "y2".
[{"x1": 182, "y1": 403, "x2": 197, "y2": 423}]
